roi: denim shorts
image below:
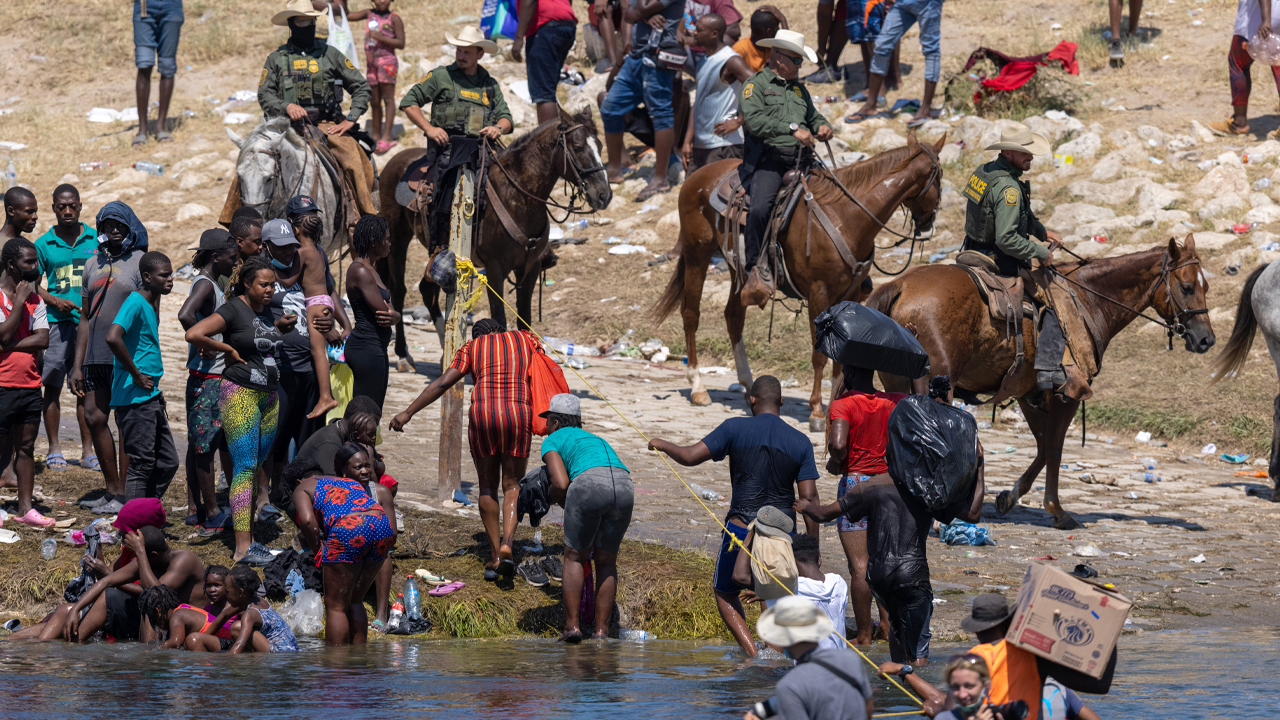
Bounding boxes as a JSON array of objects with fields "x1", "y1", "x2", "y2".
[
  {"x1": 836, "y1": 474, "x2": 872, "y2": 532},
  {"x1": 870, "y1": 0, "x2": 942, "y2": 82},
  {"x1": 600, "y1": 55, "x2": 676, "y2": 134},
  {"x1": 134, "y1": 0, "x2": 185, "y2": 77},
  {"x1": 711, "y1": 520, "x2": 750, "y2": 594},
  {"x1": 526, "y1": 21, "x2": 578, "y2": 104}
]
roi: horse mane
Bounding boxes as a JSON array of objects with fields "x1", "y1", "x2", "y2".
[
  {"x1": 235, "y1": 116, "x2": 296, "y2": 166},
  {"x1": 499, "y1": 109, "x2": 600, "y2": 159},
  {"x1": 808, "y1": 144, "x2": 917, "y2": 206}
]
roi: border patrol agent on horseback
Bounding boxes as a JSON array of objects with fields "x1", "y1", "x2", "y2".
[
  {"x1": 737, "y1": 29, "x2": 833, "y2": 309},
  {"x1": 962, "y1": 124, "x2": 1090, "y2": 401},
  {"x1": 400, "y1": 25, "x2": 513, "y2": 256},
  {"x1": 255, "y1": 0, "x2": 377, "y2": 218}
]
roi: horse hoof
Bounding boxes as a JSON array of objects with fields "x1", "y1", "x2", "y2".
[
  {"x1": 1052, "y1": 512, "x2": 1081, "y2": 531},
  {"x1": 690, "y1": 390, "x2": 712, "y2": 407},
  {"x1": 809, "y1": 417, "x2": 828, "y2": 433},
  {"x1": 396, "y1": 357, "x2": 415, "y2": 373},
  {"x1": 995, "y1": 490, "x2": 1016, "y2": 515}
]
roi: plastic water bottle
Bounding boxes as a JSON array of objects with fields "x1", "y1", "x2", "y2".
[
  {"x1": 403, "y1": 576, "x2": 421, "y2": 620},
  {"x1": 132, "y1": 161, "x2": 164, "y2": 176},
  {"x1": 1132, "y1": 472, "x2": 1161, "y2": 483},
  {"x1": 3, "y1": 161, "x2": 15, "y2": 190},
  {"x1": 1255, "y1": 178, "x2": 1272, "y2": 191},
  {"x1": 388, "y1": 594, "x2": 404, "y2": 631},
  {"x1": 41, "y1": 538, "x2": 57, "y2": 560},
  {"x1": 568, "y1": 219, "x2": 589, "y2": 230},
  {"x1": 619, "y1": 628, "x2": 652, "y2": 641},
  {"x1": 1139, "y1": 457, "x2": 1157, "y2": 470},
  {"x1": 687, "y1": 482, "x2": 721, "y2": 501}
]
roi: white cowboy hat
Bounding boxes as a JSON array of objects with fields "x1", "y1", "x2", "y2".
[
  {"x1": 985, "y1": 122, "x2": 1052, "y2": 156},
  {"x1": 446, "y1": 25, "x2": 500, "y2": 54},
  {"x1": 272, "y1": 0, "x2": 323, "y2": 27},
  {"x1": 756, "y1": 596, "x2": 835, "y2": 647},
  {"x1": 757, "y1": 29, "x2": 819, "y2": 66}
]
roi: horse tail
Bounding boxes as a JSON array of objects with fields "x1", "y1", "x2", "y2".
[
  {"x1": 652, "y1": 254, "x2": 687, "y2": 325},
  {"x1": 863, "y1": 277, "x2": 902, "y2": 318},
  {"x1": 1211, "y1": 263, "x2": 1267, "y2": 384}
]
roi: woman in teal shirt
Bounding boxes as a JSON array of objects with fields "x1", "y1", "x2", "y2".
[{"x1": 540, "y1": 393, "x2": 633, "y2": 643}]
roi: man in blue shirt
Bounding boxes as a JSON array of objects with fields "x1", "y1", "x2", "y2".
[
  {"x1": 649, "y1": 375, "x2": 819, "y2": 655},
  {"x1": 106, "y1": 251, "x2": 178, "y2": 501}
]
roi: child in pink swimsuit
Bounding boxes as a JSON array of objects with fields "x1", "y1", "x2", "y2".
[{"x1": 350, "y1": 0, "x2": 405, "y2": 154}]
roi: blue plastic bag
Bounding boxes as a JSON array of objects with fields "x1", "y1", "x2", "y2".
[
  {"x1": 939, "y1": 520, "x2": 995, "y2": 546},
  {"x1": 480, "y1": 0, "x2": 518, "y2": 40}
]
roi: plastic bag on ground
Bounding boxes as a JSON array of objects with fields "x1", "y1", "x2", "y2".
[
  {"x1": 278, "y1": 588, "x2": 325, "y2": 637},
  {"x1": 885, "y1": 395, "x2": 979, "y2": 511},
  {"x1": 939, "y1": 519, "x2": 995, "y2": 546},
  {"x1": 387, "y1": 615, "x2": 433, "y2": 635}
]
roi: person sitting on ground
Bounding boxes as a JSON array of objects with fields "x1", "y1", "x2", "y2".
[
  {"x1": 649, "y1": 375, "x2": 820, "y2": 656},
  {"x1": 189, "y1": 566, "x2": 297, "y2": 652},
  {"x1": 296, "y1": 394, "x2": 382, "y2": 474},
  {"x1": 732, "y1": 7, "x2": 787, "y2": 72},
  {"x1": 137, "y1": 584, "x2": 220, "y2": 650},
  {"x1": 288, "y1": 445, "x2": 396, "y2": 645},
  {"x1": 743, "y1": 595, "x2": 874, "y2": 720},
  {"x1": 732, "y1": 531, "x2": 846, "y2": 650},
  {"x1": 201, "y1": 564, "x2": 241, "y2": 643},
  {"x1": 540, "y1": 393, "x2": 634, "y2": 642}
]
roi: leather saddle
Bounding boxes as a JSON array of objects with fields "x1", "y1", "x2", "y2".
[
  {"x1": 955, "y1": 250, "x2": 1032, "y2": 323},
  {"x1": 395, "y1": 153, "x2": 434, "y2": 213},
  {"x1": 709, "y1": 166, "x2": 806, "y2": 298}
]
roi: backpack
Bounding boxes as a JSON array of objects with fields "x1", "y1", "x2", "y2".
[
  {"x1": 525, "y1": 331, "x2": 569, "y2": 436},
  {"x1": 749, "y1": 523, "x2": 798, "y2": 600}
]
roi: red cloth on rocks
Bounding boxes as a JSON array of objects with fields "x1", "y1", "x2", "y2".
[{"x1": 962, "y1": 41, "x2": 1079, "y2": 104}]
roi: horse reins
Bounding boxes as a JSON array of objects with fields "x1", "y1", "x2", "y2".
[
  {"x1": 484, "y1": 123, "x2": 605, "y2": 223},
  {"x1": 242, "y1": 142, "x2": 310, "y2": 212}
]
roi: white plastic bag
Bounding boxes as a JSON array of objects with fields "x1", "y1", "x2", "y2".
[
  {"x1": 278, "y1": 589, "x2": 326, "y2": 637},
  {"x1": 327, "y1": 4, "x2": 361, "y2": 71},
  {"x1": 1248, "y1": 30, "x2": 1280, "y2": 66}
]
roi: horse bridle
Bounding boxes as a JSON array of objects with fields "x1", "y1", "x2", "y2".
[
  {"x1": 240, "y1": 141, "x2": 310, "y2": 209},
  {"x1": 486, "y1": 123, "x2": 605, "y2": 223},
  {"x1": 1050, "y1": 250, "x2": 1206, "y2": 346}
]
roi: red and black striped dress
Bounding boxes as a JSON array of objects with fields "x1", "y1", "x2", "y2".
[{"x1": 449, "y1": 330, "x2": 535, "y2": 458}]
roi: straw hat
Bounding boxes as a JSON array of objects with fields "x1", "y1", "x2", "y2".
[
  {"x1": 984, "y1": 123, "x2": 1051, "y2": 156},
  {"x1": 757, "y1": 596, "x2": 835, "y2": 647},
  {"x1": 272, "y1": 0, "x2": 323, "y2": 27},
  {"x1": 757, "y1": 29, "x2": 819, "y2": 65},
  {"x1": 446, "y1": 25, "x2": 500, "y2": 54}
]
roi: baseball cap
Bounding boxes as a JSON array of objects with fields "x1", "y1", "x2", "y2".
[
  {"x1": 538, "y1": 392, "x2": 580, "y2": 418},
  {"x1": 286, "y1": 195, "x2": 319, "y2": 218},
  {"x1": 186, "y1": 228, "x2": 236, "y2": 251},
  {"x1": 262, "y1": 219, "x2": 300, "y2": 246}
]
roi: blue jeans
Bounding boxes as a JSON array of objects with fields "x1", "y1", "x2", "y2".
[
  {"x1": 133, "y1": 0, "x2": 184, "y2": 78},
  {"x1": 526, "y1": 21, "x2": 577, "y2": 104},
  {"x1": 601, "y1": 56, "x2": 676, "y2": 134},
  {"x1": 870, "y1": 0, "x2": 941, "y2": 83}
]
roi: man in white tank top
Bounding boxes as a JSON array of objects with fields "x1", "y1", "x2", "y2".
[{"x1": 682, "y1": 13, "x2": 754, "y2": 176}]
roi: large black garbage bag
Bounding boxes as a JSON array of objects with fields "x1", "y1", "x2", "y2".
[
  {"x1": 813, "y1": 301, "x2": 930, "y2": 378},
  {"x1": 886, "y1": 395, "x2": 979, "y2": 511}
]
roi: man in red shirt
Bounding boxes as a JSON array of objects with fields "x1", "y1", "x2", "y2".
[{"x1": 512, "y1": 0, "x2": 579, "y2": 124}]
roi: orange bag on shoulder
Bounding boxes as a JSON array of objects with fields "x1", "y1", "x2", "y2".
[{"x1": 525, "y1": 331, "x2": 569, "y2": 436}]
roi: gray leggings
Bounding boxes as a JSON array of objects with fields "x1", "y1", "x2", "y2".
[{"x1": 563, "y1": 466, "x2": 634, "y2": 553}]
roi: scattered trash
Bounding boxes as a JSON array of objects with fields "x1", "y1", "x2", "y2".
[
  {"x1": 41, "y1": 537, "x2": 57, "y2": 560},
  {"x1": 1190, "y1": 554, "x2": 1206, "y2": 563},
  {"x1": 1132, "y1": 472, "x2": 1161, "y2": 483},
  {"x1": 1073, "y1": 543, "x2": 1107, "y2": 557},
  {"x1": 1231, "y1": 223, "x2": 1257, "y2": 235},
  {"x1": 132, "y1": 161, "x2": 163, "y2": 177},
  {"x1": 699, "y1": 366, "x2": 732, "y2": 376},
  {"x1": 1196, "y1": 159, "x2": 1216, "y2": 171},
  {"x1": 1129, "y1": 491, "x2": 1139, "y2": 499},
  {"x1": 1221, "y1": 453, "x2": 1250, "y2": 464},
  {"x1": 986, "y1": 446, "x2": 1017, "y2": 454},
  {"x1": 1234, "y1": 469, "x2": 1268, "y2": 478},
  {"x1": 223, "y1": 112, "x2": 255, "y2": 125},
  {"x1": 1201, "y1": 443, "x2": 1217, "y2": 454},
  {"x1": 728, "y1": 383, "x2": 745, "y2": 392},
  {"x1": 447, "y1": 14, "x2": 480, "y2": 24},
  {"x1": 565, "y1": 357, "x2": 589, "y2": 370},
  {"x1": 0, "y1": 528, "x2": 18, "y2": 544},
  {"x1": 451, "y1": 488, "x2": 471, "y2": 507},
  {"x1": 78, "y1": 161, "x2": 112, "y2": 172},
  {"x1": 1255, "y1": 178, "x2": 1272, "y2": 191},
  {"x1": 278, "y1": 589, "x2": 325, "y2": 636},
  {"x1": 687, "y1": 482, "x2": 722, "y2": 501},
  {"x1": 86, "y1": 107, "x2": 139, "y2": 123},
  {"x1": 977, "y1": 420, "x2": 992, "y2": 430},
  {"x1": 932, "y1": 597, "x2": 947, "y2": 605},
  {"x1": 0, "y1": 141, "x2": 26, "y2": 151},
  {"x1": 1148, "y1": 156, "x2": 1164, "y2": 165},
  {"x1": 940, "y1": 520, "x2": 996, "y2": 546},
  {"x1": 1070, "y1": 564, "x2": 1099, "y2": 579},
  {"x1": 543, "y1": 337, "x2": 601, "y2": 357},
  {"x1": 608, "y1": 244, "x2": 648, "y2": 255},
  {"x1": 1139, "y1": 457, "x2": 1157, "y2": 470},
  {"x1": 619, "y1": 628, "x2": 652, "y2": 641},
  {"x1": 1134, "y1": 431, "x2": 1152, "y2": 442},
  {"x1": 636, "y1": 202, "x2": 661, "y2": 214}
]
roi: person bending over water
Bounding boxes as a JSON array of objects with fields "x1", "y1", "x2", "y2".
[{"x1": 187, "y1": 566, "x2": 297, "y2": 653}]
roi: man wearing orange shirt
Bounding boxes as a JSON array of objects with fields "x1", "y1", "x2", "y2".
[{"x1": 731, "y1": 7, "x2": 787, "y2": 71}]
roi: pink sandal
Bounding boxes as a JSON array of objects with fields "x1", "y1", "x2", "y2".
[
  {"x1": 375, "y1": 140, "x2": 397, "y2": 155},
  {"x1": 13, "y1": 509, "x2": 54, "y2": 527},
  {"x1": 428, "y1": 581, "x2": 465, "y2": 596}
]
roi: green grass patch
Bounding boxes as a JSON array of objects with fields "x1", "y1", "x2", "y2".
[{"x1": 1078, "y1": 402, "x2": 1201, "y2": 439}]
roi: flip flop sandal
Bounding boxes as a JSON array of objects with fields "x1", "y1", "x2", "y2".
[
  {"x1": 44, "y1": 452, "x2": 68, "y2": 471},
  {"x1": 132, "y1": 133, "x2": 148, "y2": 146},
  {"x1": 82, "y1": 454, "x2": 101, "y2": 472},
  {"x1": 844, "y1": 112, "x2": 876, "y2": 124},
  {"x1": 428, "y1": 581, "x2": 466, "y2": 596},
  {"x1": 156, "y1": 131, "x2": 174, "y2": 143},
  {"x1": 498, "y1": 559, "x2": 516, "y2": 577},
  {"x1": 375, "y1": 140, "x2": 392, "y2": 154},
  {"x1": 414, "y1": 569, "x2": 451, "y2": 585},
  {"x1": 906, "y1": 117, "x2": 930, "y2": 128},
  {"x1": 635, "y1": 184, "x2": 670, "y2": 202}
]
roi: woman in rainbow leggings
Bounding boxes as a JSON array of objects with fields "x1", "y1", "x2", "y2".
[
  {"x1": 286, "y1": 445, "x2": 396, "y2": 645},
  {"x1": 186, "y1": 255, "x2": 295, "y2": 565}
]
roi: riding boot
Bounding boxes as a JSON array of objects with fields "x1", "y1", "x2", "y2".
[{"x1": 741, "y1": 265, "x2": 773, "y2": 309}]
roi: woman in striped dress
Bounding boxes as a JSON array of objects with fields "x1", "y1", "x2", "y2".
[{"x1": 389, "y1": 318, "x2": 534, "y2": 579}]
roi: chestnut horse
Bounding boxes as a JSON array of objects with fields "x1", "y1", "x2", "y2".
[
  {"x1": 377, "y1": 107, "x2": 613, "y2": 368},
  {"x1": 653, "y1": 133, "x2": 945, "y2": 430},
  {"x1": 865, "y1": 236, "x2": 1215, "y2": 529}
]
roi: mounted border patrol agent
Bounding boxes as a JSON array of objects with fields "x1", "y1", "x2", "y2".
[
  {"x1": 737, "y1": 29, "x2": 833, "y2": 309},
  {"x1": 960, "y1": 124, "x2": 1089, "y2": 401}
]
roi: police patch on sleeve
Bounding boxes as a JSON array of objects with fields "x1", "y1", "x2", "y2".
[
  {"x1": 743, "y1": 83, "x2": 753, "y2": 99},
  {"x1": 345, "y1": 57, "x2": 355, "y2": 70},
  {"x1": 259, "y1": 68, "x2": 268, "y2": 85},
  {"x1": 1004, "y1": 187, "x2": 1019, "y2": 205}
]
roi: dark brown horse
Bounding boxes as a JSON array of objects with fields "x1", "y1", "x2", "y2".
[
  {"x1": 865, "y1": 236, "x2": 1216, "y2": 529},
  {"x1": 653, "y1": 132, "x2": 945, "y2": 430},
  {"x1": 378, "y1": 106, "x2": 613, "y2": 367}
]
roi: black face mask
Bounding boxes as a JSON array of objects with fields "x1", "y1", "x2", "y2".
[
  {"x1": 289, "y1": 21, "x2": 316, "y2": 49},
  {"x1": 19, "y1": 268, "x2": 39, "y2": 283}
]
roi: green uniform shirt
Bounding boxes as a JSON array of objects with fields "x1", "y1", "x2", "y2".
[
  {"x1": 399, "y1": 63, "x2": 512, "y2": 136},
  {"x1": 739, "y1": 68, "x2": 830, "y2": 148},
  {"x1": 35, "y1": 223, "x2": 97, "y2": 324},
  {"x1": 258, "y1": 41, "x2": 371, "y2": 120},
  {"x1": 963, "y1": 155, "x2": 1049, "y2": 263}
]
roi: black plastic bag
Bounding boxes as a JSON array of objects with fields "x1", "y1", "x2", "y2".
[
  {"x1": 814, "y1": 301, "x2": 930, "y2": 378},
  {"x1": 885, "y1": 395, "x2": 979, "y2": 511},
  {"x1": 388, "y1": 615, "x2": 433, "y2": 635}
]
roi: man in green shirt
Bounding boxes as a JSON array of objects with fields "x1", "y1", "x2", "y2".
[
  {"x1": 34, "y1": 184, "x2": 96, "y2": 471},
  {"x1": 960, "y1": 124, "x2": 1087, "y2": 400},
  {"x1": 737, "y1": 29, "x2": 832, "y2": 308},
  {"x1": 400, "y1": 25, "x2": 513, "y2": 252}
]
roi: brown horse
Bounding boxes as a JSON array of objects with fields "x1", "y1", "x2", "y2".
[
  {"x1": 652, "y1": 132, "x2": 945, "y2": 430},
  {"x1": 377, "y1": 106, "x2": 613, "y2": 367},
  {"x1": 865, "y1": 236, "x2": 1216, "y2": 529}
]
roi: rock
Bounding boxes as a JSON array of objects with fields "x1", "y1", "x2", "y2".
[
  {"x1": 1189, "y1": 231, "x2": 1237, "y2": 250},
  {"x1": 914, "y1": 119, "x2": 952, "y2": 142},
  {"x1": 207, "y1": 158, "x2": 235, "y2": 176},
  {"x1": 868, "y1": 128, "x2": 907, "y2": 150},
  {"x1": 156, "y1": 190, "x2": 185, "y2": 205},
  {"x1": 621, "y1": 178, "x2": 646, "y2": 196},
  {"x1": 839, "y1": 128, "x2": 864, "y2": 144},
  {"x1": 171, "y1": 151, "x2": 220, "y2": 174},
  {"x1": 1137, "y1": 183, "x2": 1183, "y2": 213},
  {"x1": 629, "y1": 229, "x2": 660, "y2": 246},
  {"x1": 1065, "y1": 177, "x2": 1146, "y2": 205},
  {"x1": 58, "y1": 173, "x2": 79, "y2": 185},
  {"x1": 1045, "y1": 202, "x2": 1116, "y2": 234},
  {"x1": 1029, "y1": 198, "x2": 1046, "y2": 214},
  {"x1": 1024, "y1": 115, "x2": 1083, "y2": 143},
  {"x1": 827, "y1": 136, "x2": 852, "y2": 153},
  {"x1": 1072, "y1": 238, "x2": 1111, "y2": 257},
  {"x1": 1251, "y1": 192, "x2": 1274, "y2": 208},
  {"x1": 1198, "y1": 193, "x2": 1247, "y2": 220},
  {"x1": 1056, "y1": 132, "x2": 1102, "y2": 160},
  {"x1": 1136, "y1": 208, "x2": 1191, "y2": 227},
  {"x1": 613, "y1": 216, "x2": 640, "y2": 232},
  {"x1": 1091, "y1": 152, "x2": 1123, "y2": 181},
  {"x1": 1107, "y1": 129, "x2": 1138, "y2": 148},
  {"x1": 564, "y1": 74, "x2": 607, "y2": 114},
  {"x1": 103, "y1": 168, "x2": 152, "y2": 187},
  {"x1": 1217, "y1": 150, "x2": 1244, "y2": 168},
  {"x1": 1193, "y1": 164, "x2": 1249, "y2": 197},
  {"x1": 953, "y1": 116, "x2": 996, "y2": 149},
  {"x1": 1166, "y1": 134, "x2": 1197, "y2": 152},
  {"x1": 175, "y1": 203, "x2": 212, "y2": 222},
  {"x1": 178, "y1": 172, "x2": 207, "y2": 190},
  {"x1": 1076, "y1": 215, "x2": 1138, "y2": 237},
  {"x1": 1189, "y1": 121, "x2": 1218, "y2": 145},
  {"x1": 1137, "y1": 125, "x2": 1167, "y2": 144},
  {"x1": 939, "y1": 185, "x2": 964, "y2": 210},
  {"x1": 833, "y1": 151, "x2": 871, "y2": 167},
  {"x1": 1246, "y1": 205, "x2": 1280, "y2": 224},
  {"x1": 656, "y1": 210, "x2": 680, "y2": 237},
  {"x1": 1249, "y1": 139, "x2": 1280, "y2": 161}
]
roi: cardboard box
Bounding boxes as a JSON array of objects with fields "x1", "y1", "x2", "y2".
[{"x1": 1007, "y1": 562, "x2": 1132, "y2": 679}]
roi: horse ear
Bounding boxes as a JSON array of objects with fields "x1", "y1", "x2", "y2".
[
  {"x1": 558, "y1": 104, "x2": 574, "y2": 126},
  {"x1": 906, "y1": 129, "x2": 920, "y2": 152},
  {"x1": 576, "y1": 104, "x2": 594, "y2": 123},
  {"x1": 1181, "y1": 232, "x2": 1197, "y2": 255},
  {"x1": 1168, "y1": 235, "x2": 1184, "y2": 260},
  {"x1": 933, "y1": 133, "x2": 947, "y2": 152},
  {"x1": 225, "y1": 127, "x2": 245, "y2": 148}
]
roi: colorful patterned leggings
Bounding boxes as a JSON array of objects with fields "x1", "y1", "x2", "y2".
[{"x1": 219, "y1": 380, "x2": 278, "y2": 532}]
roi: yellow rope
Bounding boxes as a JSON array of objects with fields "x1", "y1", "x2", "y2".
[{"x1": 453, "y1": 259, "x2": 925, "y2": 712}]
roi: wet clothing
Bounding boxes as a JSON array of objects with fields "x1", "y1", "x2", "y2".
[
  {"x1": 873, "y1": 581, "x2": 933, "y2": 662},
  {"x1": 961, "y1": 154, "x2": 1049, "y2": 276},
  {"x1": 835, "y1": 474, "x2": 873, "y2": 532},
  {"x1": 346, "y1": 284, "x2": 391, "y2": 409},
  {"x1": 561, "y1": 465, "x2": 634, "y2": 553},
  {"x1": 711, "y1": 520, "x2": 750, "y2": 594},
  {"x1": 258, "y1": 607, "x2": 300, "y2": 652},
  {"x1": 701, "y1": 413, "x2": 819, "y2": 525},
  {"x1": 313, "y1": 476, "x2": 395, "y2": 564},
  {"x1": 540, "y1": 426, "x2": 628, "y2": 480},
  {"x1": 103, "y1": 587, "x2": 143, "y2": 641},
  {"x1": 449, "y1": 331, "x2": 535, "y2": 458},
  {"x1": 798, "y1": 573, "x2": 850, "y2": 651}
]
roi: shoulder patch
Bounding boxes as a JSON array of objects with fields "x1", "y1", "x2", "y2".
[
  {"x1": 743, "y1": 83, "x2": 753, "y2": 99},
  {"x1": 259, "y1": 68, "x2": 268, "y2": 85},
  {"x1": 425, "y1": 70, "x2": 432, "y2": 80},
  {"x1": 1004, "y1": 186, "x2": 1019, "y2": 205},
  {"x1": 345, "y1": 56, "x2": 355, "y2": 70},
  {"x1": 962, "y1": 172, "x2": 988, "y2": 204},
  {"x1": 793, "y1": 86, "x2": 802, "y2": 98}
]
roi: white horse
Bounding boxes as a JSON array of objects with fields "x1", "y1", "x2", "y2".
[
  {"x1": 1214, "y1": 259, "x2": 1280, "y2": 498},
  {"x1": 225, "y1": 117, "x2": 345, "y2": 254}
]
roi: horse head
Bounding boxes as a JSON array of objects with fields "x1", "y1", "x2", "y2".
[
  {"x1": 226, "y1": 117, "x2": 305, "y2": 219},
  {"x1": 1152, "y1": 234, "x2": 1215, "y2": 354},
  {"x1": 554, "y1": 106, "x2": 613, "y2": 210},
  {"x1": 900, "y1": 131, "x2": 946, "y2": 237}
]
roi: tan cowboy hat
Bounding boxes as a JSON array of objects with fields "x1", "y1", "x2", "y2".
[
  {"x1": 757, "y1": 596, "x2": 836, "y2": 647},
  {"x1": 272, "y1": 0, "x2": 323, "y2": 27},
  {"x1": 985, "y1": 122, "x2": 1051, "y2": 156},
  {"x1": 757, "y1": 29, "x2": 819, "y2": 66},
  {"x1": 446, "y1": 25, "x2": 500, "y2": 54}
]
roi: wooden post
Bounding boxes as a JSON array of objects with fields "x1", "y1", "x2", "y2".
[{"x1": 438, "y1": 167, "x2": 476, "y2": 502}]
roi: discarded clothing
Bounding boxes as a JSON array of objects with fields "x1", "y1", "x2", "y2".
[
  {"x1": 939, "y1": 519, "x2": 996, "y2": 546},
  {"x1": 961, "y1": 41, "x2": 1079, "y2": 104},
  {"x1": 517, "y1": 465, "x2": 552, "y2": 527}
]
